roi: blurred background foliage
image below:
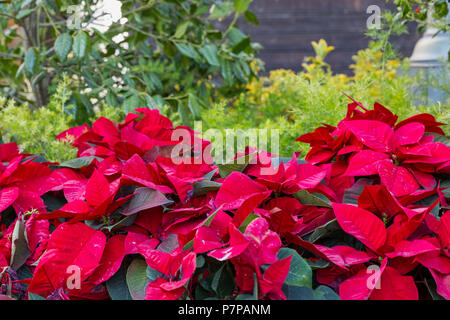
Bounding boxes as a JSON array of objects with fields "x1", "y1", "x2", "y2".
[
  {"x1": 0, "y1": 0, "x2": 261, "y2": 125},
  {"x1": 202, "y1": 11, "x2": 449, "y2": 157},
  {"x1": 0, "y1": 0, "x2": 448, "y2": 162}
]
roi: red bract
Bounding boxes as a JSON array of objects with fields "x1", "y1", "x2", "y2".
[
  {"x1": 28, "y1": 222, "x2": 106, "y2": 298},
  {"x1": 0, "y1": 103, "x2": 448, "y2": 301},
  {"x1": 0, "y1": 147, "x2": 52, "y2": 214},
  {"x1": 57, "y1": 109, "x2": 209, "y2": 162},
  {"x1": 140, "y1": 247, "x2": 197, "y2": 300}
]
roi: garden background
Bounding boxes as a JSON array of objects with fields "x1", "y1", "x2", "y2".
[{"x1": 0, "y1": 0, "x2": 449, "y2": 301}]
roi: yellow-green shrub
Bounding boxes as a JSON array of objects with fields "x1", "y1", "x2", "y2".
[{"x1": 202, "y1": 40, "x2": 449, "y2": 157}]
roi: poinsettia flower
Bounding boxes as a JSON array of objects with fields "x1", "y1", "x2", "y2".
[
  {"x1": 37, "y1": 169, "x2": 132, "y2": 223},
  {"x1": 0, "y1": 142, "x2": 21, "y2": 162},
  {"x1": 298, "y1": 100, "x2": 449, "y2": 198},
  {"x1": 339, "y1": 259, "x2": 419, "y2": 300},
  {"x1": 138, "y1": 244, "x2": 196, "y2": 300},
  {"x1": 244, "y1": 153, "x2": 327, "y2": 194},
  {"x1": 215, "y1": 171, "x2": 271, "y2": 210},
  {"x1": 156, "y1": 156, "x2": 215, "y2": 203},
  {"x1": 89, "y1": 235, "x2": 127, "y2": 285},
  {"x1": 230, "y1": 218, "x2": 283, "y2": 293},
  {"x1": 121, "y1": 154, "x2": 173, "y2": 194},
  {"x1": 259, "y1": 256, "x2": 292, "y2": 300},
  {"x1": 207, "y1": 224, "x2": 249, "y2": 261},
  {"x1": 28, "y1": 222, "x2": 106, "y2": 298},
  {"x1": 59, "y1": 108, "x2": 210, "y2": 163},
  {"x1": 0, "y1": 151, "x2": 52, "y2": 214}
]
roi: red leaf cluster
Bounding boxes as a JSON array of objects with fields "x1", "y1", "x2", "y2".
[{"x1": 0, "y1": 102, "x2": 448, "y2": 300}]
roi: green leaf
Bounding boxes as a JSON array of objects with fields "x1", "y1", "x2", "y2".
[
  {"x1": 244, "y1": 11, "x2": 259, "y2": 25},
  {"x1": 58, "y1": 156, "x2": 103, "y2": 169},
  {"x1": 175, "y1": 42, "x2": 201, "y2": 61},
  {"x1": 81, "y1": 70, "x2": 98, "y2": 87},
  {"x1": 143, "y1": 94, "x2": 160, "y2": 109},
  {"x1": 294, "y1": 190, "x2": 332, "y2": 208},
  {"x1": 211, "y1": 264, "x2": 234, "y2": 298},
  {"x1": 92, "y1": 28, "x2": 112, "y2": 43},
  {"x1": 199, "y1": 44, "x2": 220, "y2": 66},
  {"x1": 122, "y1": 93, "x2": 140, "y2": 114},
  {"x1": 414, "y1": 195, "x2": 440, "y2": 218},
  {"x1": 28, "y1": 293, "x2": 46, "y2": 300},
  {"x1": 342, "y1": 178, "x2": 373, "y2": 205},
  {"x1": 209, "y1": 2, "x2": 234, "y2": 19},
  {"x1": 193, "y1": 180, "x2": 222, "y2": 197},
  {"x1": 24, "y1": 48, "x2": 37, "y2": 76},
  {"x1": 228, "y1": 28, "x2": 247, "y2": 45},
  {"x1": 307, "y1": 259, "x2": 330, "y2": 270},
  {"x1": 73, "y1": 31, "x2": 89, "y2": 59},
  {"x1": 221, "y1": 59, "x2": 233, "y2": 85},
  {"x1": 44, "y1": 0, "x2": 58, "y2": 11},
  {"x1": 313, "y1": 285, "x2": 340, "y2": 300},
  {"x1": 277, "y1": 248, "x2": 312, "y2": 288},
  {"x1": 195, "y1": 283, "x2": 212, "y2": 300},
  {"x1": 424, "y1": 277, "x2": 445, "y2": 300},
  {"x1": 16, "y1": 8, "x2": 35, "y2": 20},
  {"x1": 232, "y1": 36, "x2": 251, "y2": 54},
  {"x1": 10, "y1": 218, "x2": 31, "y2": 271},
  {"x1": 105, "y1": 91, "x2": 119, "y2": 108},
  {"x1": 177, "y1": 101, "x2": 192, "y2": 126},
  {"x1": 284, "y1": 285, "x2": 314, "y2": 300},
  {"x1": 148, "y1": 72, "x2": 162, "y2": 91},
  {"x1": 196, "y1": 255, "x2": 205, "y2": 269},
  {"x1": 234, "y1": 0, "x2": 252, "y2": 14},
  {"x1": 31, "y1": 70, "x2": 46, "y2": 87},
  {"x1": 20, "y1": 0, "x2": 33, "y2": 9},
  {"x1": 54, "y1": 33, "x2": 73, "y2": 62},
  {"x1": 217, "y1": 153, "x2": 255, "y2": 178},
  {"x1": 183, "y1": 205, "x2": 223, "y2": 251},
  {"x1": 425, "y1": 132, "x2": 450, "y2": 147},
  {"x1": 126, "y1": 259, "x2": 150, "y2": 300},
  {"x1": 188, "y1": 94, "x2": 202, "y2": 120},
  {"x1": 156, "y1": 234, "x2": 179, "y2": 253},
  {"x1": 102, "y1": 214, "x2": 136, "y2": 232},
  {"x1": 121, "y1": 187, "x2": 173, "y2": 216},
  {"x1": 174, "y1": 21, "x2": 190, "y2": 38},
  {"x1": 238, "y1": 213, "x2": 259, "y2": 232},
  {"x1": 106, "y1": 262, "x2": 133, "y2": 300},
  {"x1": 441, "y1": 179, "x2": 450, "y2": 198},
  {"x1": 307, "y1": 219, "x2": 340, "y2": 243},
  {"x1": 203, "y1": 205, "x2": 223, "y2": 228},
  {"x1": 146, "y1": 266, "x2": 164, "y2": 282},
  {"x1": 232, "y1": 61, "x2": 246, "y2": 82}
]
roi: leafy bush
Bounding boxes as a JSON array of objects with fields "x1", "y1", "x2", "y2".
[
  {"x1": 0, "y1": 75, "x2": 126, "y2": 162},
  {"x1": 202, "y1": 39, "x2": 449, "y2": 157},
  {"x1": 0, "y1": 0, "x2": 260, "y2": 124},
  {"x1": 391, "y1": 0, "x2": 449, "y2": 35},
  {"x1": 0, "y1": 77, "x2": 76, "y2": 162},
  {"x1": 0, "y1": 103, "x2": 448, "y2": 300}
]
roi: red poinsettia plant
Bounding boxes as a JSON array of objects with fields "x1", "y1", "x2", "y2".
[{"x1": 0, "y1": 100, "x2": 448, "y2": 300}]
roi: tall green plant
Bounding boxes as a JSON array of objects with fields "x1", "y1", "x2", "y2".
[
  {"x1": 0, "y1": 0, "x2": 260, "y2": 125},
  {"x1": 392, "y1": 0, "x2": 449, "y2": 34}
]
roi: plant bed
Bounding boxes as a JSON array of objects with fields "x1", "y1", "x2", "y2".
[{"x1": 0, "y1": 100, "x2": 448, "y2": 300}]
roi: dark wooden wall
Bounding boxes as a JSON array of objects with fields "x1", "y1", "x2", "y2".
[{"x1": 239, "y1": 0, "x2": 419, "y2": 74}]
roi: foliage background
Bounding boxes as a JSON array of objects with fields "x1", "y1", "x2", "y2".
[{"x1": 0, "y1": 1, "x2": 448, "y2": 162}]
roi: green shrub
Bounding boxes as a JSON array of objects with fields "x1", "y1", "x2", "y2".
[
  {"x1": 202, "y1": 40, "x2": 449, "y2": 158},
  {"x1": 0, "y1": 0, "x2": 261, "y2": 125},
  {"x1": 0, "y1": 75, "x2": 129, "y2": 162},
  {"x1": 0, "y1": 84, "x2": 76, "y2": 162}
]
